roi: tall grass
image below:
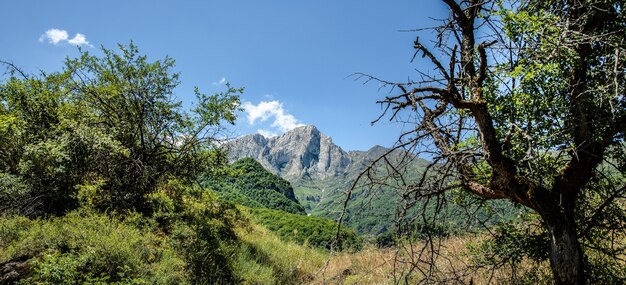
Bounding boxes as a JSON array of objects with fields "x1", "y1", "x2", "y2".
[{"x1": 304, "y1": 234, "x2": 554, "y2": 285}]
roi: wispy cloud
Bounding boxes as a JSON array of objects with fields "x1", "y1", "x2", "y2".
[
  {"x1": 39, "y1": 28, "x2": 93, "y2": 47},
  {"x1": 242, "y1": 100, "x2": 304, "y2": 134},
  {"x1": 212, "y1": 77, "x2": 227, "y2": 86}
]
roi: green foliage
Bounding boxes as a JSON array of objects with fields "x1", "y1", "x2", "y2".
[
  {"x1": 0, "y1": 181, "x2": 252, "y2": 284},
  {"x1": 250, "y1": 207, "x2": 361, "y2": 250},
  {"x1": 469, "y1": 205, "x2": 626, "y2": 284},
  {"x1": 468, "y1": 217, "x2": 550, "y2": 267},
  {"x1": 0, "y1": 43, "x2": 342, "y2": 284},
  {"x1": 205, "y1": 157, "x2": 359, "y2": 250},
  {"x1": 147, "y1": 179, "x2": 241, "y2": 284},
  {"x1": 0, "y1": 210, "x2": 187, "y2": 284},
  {"x1": 207, "y1": 158, "x2": 306, "y2": 215},
  {"x1": 0, "y1": 43, "x2": 242, "y2": 216},
  {"x1": 232, "y1": 223, "x2": 326, "y2": 284},
  {"x1": 0, "y1": 43, "x2": 351, "y2": 284},
  {"x1": 0, "y1": 173, "x2": 32, "y2": 215}
]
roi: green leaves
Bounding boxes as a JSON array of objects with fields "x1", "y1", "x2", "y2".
[
  {"x1": 251, "y1": 207, "x2": 361, "y2": 250},
  {"x1": 0, "y1": 43, "x2": 243, "y2": 216},
  {"x1": 193, "y1": 83, "x2": 242, "y2": 128}
]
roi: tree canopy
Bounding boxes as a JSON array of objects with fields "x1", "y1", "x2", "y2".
[{"x1": 0, "y1": 43, "x2": 242, "y2": 216}]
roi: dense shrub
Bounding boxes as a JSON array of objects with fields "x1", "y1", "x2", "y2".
[
  {"x1": 0, "y1": 179, "x2": 249, "y2": 284},
  {"x1": 148, "y1": 179, "x2": 242, "y2": 284},
  {"x1": 0, "y1": 43, "x2": 241, "y2": 216},
  {"x1": 0, "y1": 210, "x2": 187, "y2": 284}
]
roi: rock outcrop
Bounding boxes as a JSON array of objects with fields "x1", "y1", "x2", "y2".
[{"x1": 225, "y1": 125, "x2": 351, "y2": 181}]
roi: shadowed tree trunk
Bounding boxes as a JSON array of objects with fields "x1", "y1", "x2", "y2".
[{"x1": 536, "y1": 196, "x2": 586, "y2": 284}]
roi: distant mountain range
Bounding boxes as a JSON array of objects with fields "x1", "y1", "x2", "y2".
[{"x1": 224, "y1": 125, "x2": 431, "y2": 235}]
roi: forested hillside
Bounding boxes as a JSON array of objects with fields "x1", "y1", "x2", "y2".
[
  {"x1": 226, "y1": 128, "x2": 520, "y2": 236},
  {"x1": 205, "y1": 157, "x2": 361, "y2": 250},
  {"x1": 204, "y1": 157, "x2": 305, "y2": 214}
]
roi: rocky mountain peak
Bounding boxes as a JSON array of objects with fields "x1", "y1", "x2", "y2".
[
  {"x1": 294, "y1": 124, "x2": 320, "y2": 134},
  {"x1": 225, "y1": 125, "x2": 351, "y2": 181}
]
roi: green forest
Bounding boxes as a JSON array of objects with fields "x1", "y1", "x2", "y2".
[{"x1": 1, "y1": 0, "x2": 626, "y2": 284}]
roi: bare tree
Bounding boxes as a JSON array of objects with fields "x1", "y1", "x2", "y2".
[{"x1": 346, "y1": 0, "x2": 626, "y2": 284}]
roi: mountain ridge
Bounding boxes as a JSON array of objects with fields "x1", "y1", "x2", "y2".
[
  {"x1": 224, "y1": 125, "x2": 431, "y2": 234},
  {"x1": 225, "y1": 125, "x2": 354, "y2": 181}
]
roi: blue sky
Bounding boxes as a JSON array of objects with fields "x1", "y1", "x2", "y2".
[{"x1": 1, "y1": 1, "x2": 448, "y2": 151}]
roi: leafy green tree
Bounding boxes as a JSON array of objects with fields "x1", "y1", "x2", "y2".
[
  {"x1": 0, "y1": 43, "x2": 242, "y2": 216},
  {"x1": 356, "y1": 0, "x2": 625, "y2": 283}
]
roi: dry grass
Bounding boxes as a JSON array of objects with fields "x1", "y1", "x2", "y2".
[
  {"x1": 236, "y1": 221, "x2": 625, "y2": 284},
  {"x1": 310, "y1": 246, "x2": 396, "y2": 285},
  {"x1": 305, "y1": 234, "x2": 552, "y2": 285},
  {"x1": 233, "y1": 205, "x2": 625, "y2": 284}
]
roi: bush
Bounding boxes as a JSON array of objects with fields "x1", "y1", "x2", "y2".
[
  {"x1": 0, "y1": 210, "x2": 187, "y2": 284},
  {"x1": 147, "y1": 179, "x2": 242, "y2": 284},
  {"x1": 0, "y1": 43, "x2": 241, "y2": 216},
  {"x1": 0, "y1": 180, "x2": 247, "y2": 285}
]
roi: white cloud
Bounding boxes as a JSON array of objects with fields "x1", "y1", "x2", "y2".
[
  {"x1": 39, "y1": 29, "x2": 92, "y2": 47},
  {"x1": 68, "y1": 33, "x2": 92, "y2": 47},
  {"x1": 242, "y1": 100, "x2": 304, "y2": 133},
  {"x1": 39, "y1": 29, "x2": 68, "y2": 44},
  {"x1": 257, "y1": 129, "x2": 278, "y2": 138},
  {"x1": 212, "y1": 77, "x2": 227, "y2": 86}
]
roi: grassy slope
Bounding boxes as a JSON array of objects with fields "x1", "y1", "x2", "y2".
[
  {"x1": 0, "y1": 208, "x2": 328, "y2": 285},
  {"x1": 249, "y1": 207, "x2": 361, "y2": 250},
  {"x1": 8, "y1": 208, "x2": 620, "y2": 284}
]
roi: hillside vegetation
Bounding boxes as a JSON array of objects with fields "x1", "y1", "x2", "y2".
[
  {"x1": 250, "y1": 207, "x2": 361, "y2": 250},
  {"x1": 3, "y1": 2, "x2": 626, "y2": 281},
  {"x1": 206, "y1": 157, "x2": 362, "y2": 250},
  {"x1": 205, "y1": 158, "x2": 305, "y2": 215},
  {"x1": 0, "y1": 44, "x2": 351, "y2": 284}
]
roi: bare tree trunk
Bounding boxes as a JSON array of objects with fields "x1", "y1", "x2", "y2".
[{"x1": 542, "y1": 209, "x2": 585, "y2": 285}]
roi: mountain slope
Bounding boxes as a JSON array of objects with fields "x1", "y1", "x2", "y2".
[
  {"x1": 224, "y1": 125, "x2": 431, "y2": 235},
  {"x1": 205, "y1": 157, "x2": 306, "y2": 215},
  {"x1": 203, "y1": 157, "x2": 361, "y2": 249}
]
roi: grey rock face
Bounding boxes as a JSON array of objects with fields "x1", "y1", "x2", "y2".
[{"x1": 225, "y1": 125, "x2": 353, "y2": 181}]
